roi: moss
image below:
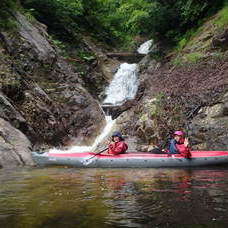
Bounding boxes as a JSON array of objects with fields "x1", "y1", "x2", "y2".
[
  {"x1": 214, "y1": 4, "x2": 228, "y2": 27},
  {"x1": 140, "y1": 113, "x2": 148, "y2": 122},
  {"x1": 183, "y1": 52, "x2": 204, "y2": 63},
  {"x1": 172, "y1": 52, "x2": 204, "y2": 65}
]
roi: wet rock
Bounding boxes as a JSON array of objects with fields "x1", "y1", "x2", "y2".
[
  {"x1": 106, "y1": 52, "x2": 145, "y2": 63},
  {"x1": 0, "y1": 118, "x2": 34, "y2": 167}
]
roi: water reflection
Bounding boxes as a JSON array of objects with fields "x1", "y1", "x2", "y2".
[{"x1": 0, "y1": 167, "x2": 228, "y2": 227}]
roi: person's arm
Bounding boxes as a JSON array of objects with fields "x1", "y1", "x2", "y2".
[
  {"x1": 169, "y1": 139, "x2": 179, "y2": 154},
  {"x1": 109, "y1": 142, "x2": 126, "y2": 155}
]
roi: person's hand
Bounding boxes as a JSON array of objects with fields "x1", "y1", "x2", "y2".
[
  {"x1": 184, "y1": 138, "x2": 189, "y2": 147},
  {"x1": 106, "y1": 139, "x2": 112, "y2": 144}
]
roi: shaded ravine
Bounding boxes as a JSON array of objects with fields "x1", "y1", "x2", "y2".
[{"x1": 49, "y1": 40, "x2": 153, "y2": 154}]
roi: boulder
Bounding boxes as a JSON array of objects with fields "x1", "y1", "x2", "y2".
[
  {"x1": 0, "y1": 92, "x2": 26, "y2": 130},
  {"x1": 0, "y1": 118, "x2": 34, "y2": 167},
  {"x1": 189, "y1": 92, "x2": 228, "y2": 150},
  {"x1": 212, "y1": 29, "x2": 228, "y2": 50}
]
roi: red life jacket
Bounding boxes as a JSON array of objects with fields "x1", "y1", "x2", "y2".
[
  {"x1": 108, "y1": 141, "x2": 128, "y2": 155},
  {"x1": 176, "y1": 143, "x2": 191, "y2": 158}
]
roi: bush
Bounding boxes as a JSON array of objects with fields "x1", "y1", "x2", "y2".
[
  {"x1": 0, "y1": 0, "x2": 18, "y2": 30},
  {"x1": 21, "y1": 0, "x2": 227, "y2": 47},
  {"x1": 214, "y1": 2, "x2": 228, "y2": 27}
]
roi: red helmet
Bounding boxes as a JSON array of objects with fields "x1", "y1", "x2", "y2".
[{"x1": 174, "y1": 131, "x2": 184, "y2": 136}]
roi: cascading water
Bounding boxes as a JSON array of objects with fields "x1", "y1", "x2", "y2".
[
  {"x1": 137, "y1": 40, "x2": 153, "y2": 54},
  {"x1": 49, "y1": 40, "x2": 152, "y2": 153},
  {"x1": 103, "y1": 63, "x2": 139, "y2": 106}
]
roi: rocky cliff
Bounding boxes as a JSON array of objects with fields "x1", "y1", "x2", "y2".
[
  {"x1": 0, "y1": 12, "x2": 107, "y2": 167},
  {"x1": 116, "y1": 9, "x2": 228, "y2": 152},
  {"x1": 0, "y1": 4, "x2": 228, "y2": 167}
]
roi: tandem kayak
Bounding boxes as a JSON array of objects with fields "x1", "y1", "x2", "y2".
[{"x1": 32, "y1": 151, "x2": 228, "y2": 168}]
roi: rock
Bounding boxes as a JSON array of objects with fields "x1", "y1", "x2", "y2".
[
  {"x1": 0, "y1": 13, "x2": 56, "y2": 74},
  {"x1": 0, "y1": 118, "x2": 34, "y2": 167},
  {"x1": 106, "y1": 52, "x2": 145, "y2": 63},
  {"x1": 0, "y1": 91, "x2": 27, "y2": 130},
  {"x1": 205, "y1": 103, "x2": 224, "y2": 118},
  {"x1": 102, "y1": 99, "x2": 136, "y2": 119},
  {"x1": 0, "y1": 12, "x2": 106, "y2": 149},
  {"x1": 82, "y1": 36, "x2": 120, "y2": 81},
  {"x1": 212, "y1": 29, "x2": 228, "y2": 50},
  {"x1": 189, "y1": 93, "x2": 228, "y2": 150}
]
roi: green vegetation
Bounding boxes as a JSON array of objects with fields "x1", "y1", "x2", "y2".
[
  {"x1": 21, "y1": 0, "x2": 226, "y2": 48},
  {"x1": 214, "y1": 3, "x2": 228, "y2": 27},
  {"x1": 184, "y1": 52, "x2": 204, "y2": 63},
  {"x1": 171, "y1": 0, "x2": 228, "y2": 65},
  {"x1": 0, "y1": 0, "x2": 18, "y2": 30},
  {"x1": 173, "y1": 52, "x2": 205, "y2": 65}
]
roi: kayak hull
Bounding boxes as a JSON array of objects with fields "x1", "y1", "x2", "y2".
[{"x1": 32, "y1": 151, "x2": 228, "y2": 168}]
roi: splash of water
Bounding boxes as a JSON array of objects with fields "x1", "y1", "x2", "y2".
[
  {"x1": 49, "y1": 116, "x2": 115, "y2": 153},
  {"x1": 103, "y1": 63, "x2": 139, "y2": 106},
  {"x1": 137, "y1": 39, "x2": 153, "y2": 54}
]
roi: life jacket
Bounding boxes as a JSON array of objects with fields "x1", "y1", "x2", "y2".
[
  {"x1": 176, "y1": 143, "x2": 191, "y2": 158},
  {"x1": 108, "y1": 141, "x2": 128, "y2": 155}
]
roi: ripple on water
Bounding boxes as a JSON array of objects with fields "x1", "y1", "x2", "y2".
[{"x1": 1, "y1": 167, "x2": 228, "y2": 227}]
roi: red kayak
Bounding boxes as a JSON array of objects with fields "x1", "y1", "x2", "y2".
[{"x1": 32, "y1": 151, "x2": 228, "y2": 168}]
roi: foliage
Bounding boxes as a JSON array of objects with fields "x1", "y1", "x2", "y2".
[
  {"x1": 78, "y1": 51, "x2": 96, "y2": 62},
  {"x1": 51, "y1": 38, "x2": 66, "y2": 50},
  {"x1": 21, "y1": 0, "x2": 226, "y2": 47},
  {"x1": 0, "y1": 0, "x2": 18, "y2": 30},
  {"x1": 21, "y1": 0, "x2": 83, "y2": 35},
  {"x1": 184, "y1": 52, "x2": 204, "y2": 63},
  {"x1": 172, "y1": 52, "x2": 204, "y2": 65},
  {"x1": 214, "y1": 3, "x2": 228, "y2": 27}
]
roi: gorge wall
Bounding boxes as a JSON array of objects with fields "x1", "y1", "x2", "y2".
[
  {"x1": 0, "y1": 12, "x2": 108, "y2": 167},
  {"x1": 0, "y1": 2, "x2": 228, "y2": 167},
  {"x1": 116, "y1": 10, "x2": 228, "y2": 152}
]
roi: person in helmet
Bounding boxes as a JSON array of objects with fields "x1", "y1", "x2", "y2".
[
  {"x1": 168, "y1": 131, "x2": 191, "y2": 158},
  {"x1": 107, "y1": 131, "x2": 128, "y2": 155}
]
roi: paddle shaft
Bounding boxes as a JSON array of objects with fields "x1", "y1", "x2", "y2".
[{"x1": 86, "y1": 148, "x2": 108, "y2": 161}]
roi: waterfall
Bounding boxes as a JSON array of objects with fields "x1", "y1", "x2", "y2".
[
  {"x1": 103, "y1": 63, "x2": 139, "y2": 106},
  {"x1": 49, "y1": 40, "x2": 152, "y2": 153},
  {"x1": 137, "y1": 39, "x2": 153, "y2": 54}
]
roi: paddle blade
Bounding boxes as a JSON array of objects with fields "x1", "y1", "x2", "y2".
[{"x1": 82, "y1": 157, "x2": 95, "y2": 166}]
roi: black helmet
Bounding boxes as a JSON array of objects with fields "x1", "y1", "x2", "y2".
[{"x1": 112, "y1": 131, "x2": 123, "y2": 140}]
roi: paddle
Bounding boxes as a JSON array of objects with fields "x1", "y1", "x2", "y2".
[{"x1": 82, "y1": 147, "x2": 108, "y2": 165}]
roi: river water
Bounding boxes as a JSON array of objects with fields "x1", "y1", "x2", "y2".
[{"x1": 1, "y1": 167, "x2": 228, "y2": 228}]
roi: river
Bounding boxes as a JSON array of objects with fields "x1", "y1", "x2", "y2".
[{"x1": 1, "y1": 167, "x2": 228, "y2": 227}]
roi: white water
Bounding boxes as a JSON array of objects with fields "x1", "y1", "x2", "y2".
[
  {"x1": 48, "y1": 40, "x2": 152, "y2": 153},
  {"x1": 137, "y1": 39, "x2": 153, "y2": 54},
  {"x1": 103, "y1": 63, "x2": 139, "y2": 105},
  {"x1": 49, "y1": 116, "x2": 115, "y2": 153}
]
